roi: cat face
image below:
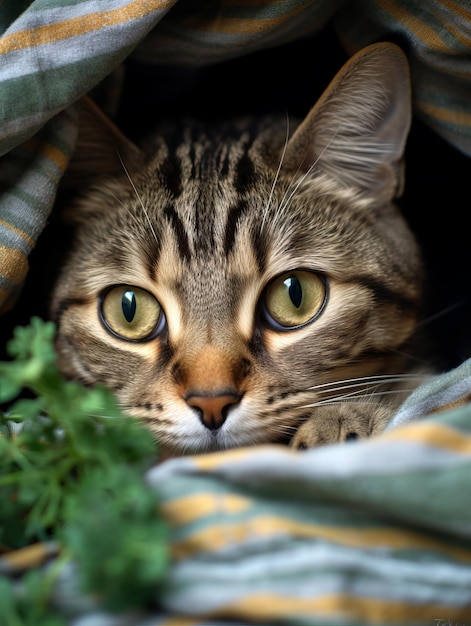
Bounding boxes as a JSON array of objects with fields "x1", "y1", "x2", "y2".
[{"x1": 51, "y1": 43, "x2": 423, "y2": 455}]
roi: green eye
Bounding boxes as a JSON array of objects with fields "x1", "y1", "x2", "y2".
[
  {"x1": 263, "y1": 270, "x2": 327, "y2": 329},
  {"x1": 100, "y1": 285, "x2": 164, "y2": 341}
]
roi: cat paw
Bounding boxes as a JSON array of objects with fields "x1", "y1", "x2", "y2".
[{"x1": 290, "y1": 402, "x2": 392, "y2": 450}]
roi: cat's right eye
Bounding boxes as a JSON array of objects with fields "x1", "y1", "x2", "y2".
[
  {"x1": 262, "y1": 270, "x2": 327, "y2": 330},
  {"x1": 99, "y1": 285, "x2": 164, "y2": 341}
]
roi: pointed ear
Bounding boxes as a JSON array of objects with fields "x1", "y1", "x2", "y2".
[
  {"x1": 60, "y1": 95, "x2": 145, "y2": 191},
  {"x1": 284, "y1": 42, "x2": 411, "y2": 200}
]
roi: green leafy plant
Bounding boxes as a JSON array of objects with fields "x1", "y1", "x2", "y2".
[
  {"x1": 0, "y1": 317, "x2": 169, "y2": 622},
  {"x1": 0, "y1": 568, "x2": 69, "y2": 626}
]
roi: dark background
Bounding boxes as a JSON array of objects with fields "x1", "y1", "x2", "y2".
[{"x1": 1, "y1": 21, "x2": 470, "y2": 369}]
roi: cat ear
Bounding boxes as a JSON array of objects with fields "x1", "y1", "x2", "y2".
[
  {"x1": 61, "y1": 96, "x2": 145, "y2": 191},
  {"x1": 284, "y1": 42, "x2": 411, "y2": 200}
]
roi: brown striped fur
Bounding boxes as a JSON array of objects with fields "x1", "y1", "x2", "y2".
[{"x1": 51, "y1": 43, "x2": 430, "y2": 455}]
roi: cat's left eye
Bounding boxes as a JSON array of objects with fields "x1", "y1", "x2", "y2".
[
  {"x1": 99, "y1": 285, "x2": 164, "y2": 341},
  {"x1": 262, "y1": 270, "x2": 327, "y2": 330}
]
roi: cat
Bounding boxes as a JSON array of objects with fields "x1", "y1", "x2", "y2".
[{"x1": 50, "y1": 42, "x2": 429, "y2": 456}]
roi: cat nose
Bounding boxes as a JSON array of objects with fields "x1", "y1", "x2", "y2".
[{"x1": 186, "y1": 392, "x2": 241, "y2": 430}]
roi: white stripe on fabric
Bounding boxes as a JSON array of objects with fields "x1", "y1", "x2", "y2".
[{"x1": 164, "y1": 544, "x2": 471, "y2": 613}]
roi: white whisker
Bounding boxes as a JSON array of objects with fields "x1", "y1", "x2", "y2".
[
  {"x1": 388, "y1": 348, "x2": 430, "y2": 366},
  {"x1": 300, "y1": 388, "x2": 419, "y2": 410},
  {"x1": 416, "y1": 299, "x2": 469, "y2": 328},
  {"x1": 262, "y1": 112, "x2": 290, "y2": 230},
  {"x1": 275, "y1": 126, "x2": 340, "y2": 221},
  {"x1": 302, "y1": 386, "x2": 374, "y2": 407},
  {"x1": 117, "y1": 152, "x2": 159, "y2": 245},
  {"x1": 308, "y1": 373, "x2": 427, "y2": 392}
]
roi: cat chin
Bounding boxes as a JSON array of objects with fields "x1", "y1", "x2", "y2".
[{"x1": 160, "y1": 424, "x2": 266, "y2": 456}]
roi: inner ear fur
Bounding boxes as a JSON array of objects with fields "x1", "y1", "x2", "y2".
[
  {"x1": 284, "y1": 42, "x2": 411, "y2": 201},
  {"x1": 60, "y1": 95, "x2": 145, "y2": 193}
]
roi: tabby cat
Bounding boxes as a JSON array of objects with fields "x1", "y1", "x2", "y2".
[{"x1": 51, "y1": 42, "x2": 428, "y2": 456}]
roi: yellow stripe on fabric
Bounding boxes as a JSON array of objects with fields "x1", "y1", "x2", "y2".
[
  {"x1": 193, "y1": 444, "x2": 286, "y2": 471},
  {"x1": 211, "y1": 593, "x2": 471, "y2": 623},
  {"x1": 159, "y1": 617, "x2": 201, "y2": 626},
  {"x1": 381, "y1": 420, "x2": 471, "y2": 454},
  {"x1": 431, "y1": 7, "x2": 471, "y2": 50},
  {"x1": 440, "y1": 0, "x2": 471, "y2": 21},
  {"x1": 162, "y1": 493, "x2": 251, "y2": 525},
  {"x1": 0, "y1": 221, "x2": 35, "y2": 247},
  {"x1": 182, "y1": 4, "x2": 308, "y2": 35},
  {"x1": 427, "y1": 393, "x2": 471, "y2": 415},
  {"x1": 0, "y1": 0, "x2": 167, "y2": 54},
  {"x1": 376, "y1": 0, "x2": 455, "y2": 53},
  {"x1": 416, "y1": 100, "x2": 471, "y2": 126},
  {"x1": 3, "y1": 542, "x2": 59, "y2": 572},
  {"x1": 0, "y1": 245, "x2": 29, "y2": 283},
  {"x1": 169, "y1": 511, "x2": 471, "y2": 563},
  {"x1": 23, "y1": 138, "x2": 70, "y2": 174}
]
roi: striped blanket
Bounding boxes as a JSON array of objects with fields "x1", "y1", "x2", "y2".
[
  {"x1": 2, "y1": 365, "x2": 471, "y2": 624},
  {"x1": 1, "y1": 2, "x2": 471, "y2": 623}
]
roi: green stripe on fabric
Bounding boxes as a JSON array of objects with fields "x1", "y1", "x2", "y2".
[
  {"x1": 0, "y1": 188, "x2": 52, "y2": 232},
  {"x1": 0, "y1": 48, "x2": 135, "y2": 124},
  {"x1": 0, "y1": 50, "x2": 132, "y2": 155},
  {"x1": 0, "y1": 147, "x2": 64, "y2": 185},
  {"x1": 302, "y1": 460, "x2": 471, "y2": 539}
]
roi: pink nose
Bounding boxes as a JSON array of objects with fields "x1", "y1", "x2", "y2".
[{"x1": 186, "y1": 392, "x2": 241, "y2": 430}]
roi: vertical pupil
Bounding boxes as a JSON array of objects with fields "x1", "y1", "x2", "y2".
[
  {"x1": 285, "y1": 276, "x2": 302, "y2": 309},
  {"x1": 122, "y1": 290, "x2": 137, "y2": 323}
]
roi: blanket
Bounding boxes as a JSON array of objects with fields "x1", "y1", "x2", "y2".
[
  {"x1": 1, "y1": 367, "x2": 471, "y2": 624},
  {"x1": 1, "y1": 2, "x2": 471, "y2": 623}
]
